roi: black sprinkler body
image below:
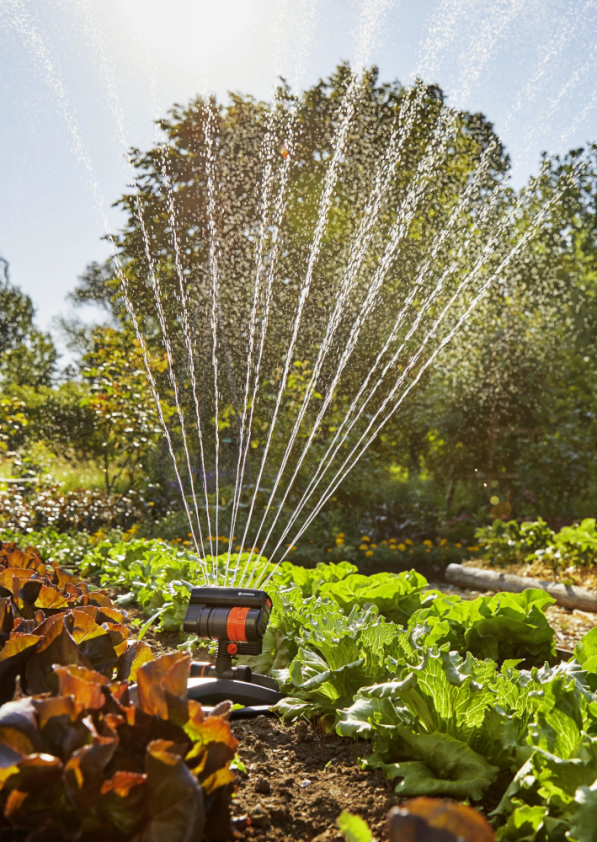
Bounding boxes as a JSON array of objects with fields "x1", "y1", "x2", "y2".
[{"x1": 183, "y1": 586, "x2": 283, "y2": 708}]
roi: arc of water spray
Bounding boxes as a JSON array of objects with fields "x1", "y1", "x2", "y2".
[
  {"x1": 261, "y1": 155, "x2": 584, "y2": 585},
  {"x1": 259, "y1": 176, "x2": 511, "y2": 576},
  {"x1": 226, "y1": 110, "x2": 299, "y2": 587},
  {"x1": 224, "y1": 0, "x2": 323, "y2": 580},
  {"x1": 103, "y1": 0, "x2": 217, "y2": 567},
  {"x1": 236, "y1": 82, "x2": 434, "y2": 579},
  {"x1": 119, "y1": 21, "x2": 218, "y2": 568},
  {"x1": 238, "y1": 92, "x2": 460, "y2": 581},
  {"x1": 73, "y1": 0, "x2": 325, "y2": 581},
  {"x1": 156, "y1": 149, "x2": 216, "y2": 564},
  {"x1": 234, "y1": 68, "x2": 366, "y2": 568},
  {"x1": 224, "y1": 98, "x2": 298, "y2": 581},
  {"x1": 203, "y1": 97, "x2": 224, "y2": 581},
  {"x1": 251, "y1": 136, "x2": 503, "y2": 576},
  {"x1": 265, "y1": 61, "x2": 589, "y2": 568},
  {"x1": 136, "y1": 199, "x2": 209, "y2": 561},
  {"x1": 502, "y1": 0, "x2": 597, "y2": 137},
  {"x1": 235, "y1": 0, "x2": 397, "y2": 571},
  {"x1": 254, "y1": 209, "x2": 506, "y2": 585}
]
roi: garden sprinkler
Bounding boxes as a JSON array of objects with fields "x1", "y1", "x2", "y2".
[{"x1": 183, "y1": 586, "x2": 283, "y2": 707}]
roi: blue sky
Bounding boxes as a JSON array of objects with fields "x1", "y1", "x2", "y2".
[{"x1": 1, "y1": 0, "x2": 596, "y2": 355}]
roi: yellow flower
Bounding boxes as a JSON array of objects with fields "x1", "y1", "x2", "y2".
[
  {"x1": 365, "y1": 550, "x2": 374, "y2": 557},
  {"x1": 398, "y1": 543, "x2": 406, "y2": 551},
  {"x1": 335, "y1": 537, "x2": 345, "y2": 545},
  {"x1": 359, "y1": 545, "x2": 368, "y2": 551},
  {"x1": 405, "y1": 538, "x2": 414, "y2": 546},
  {"x1": 468, "y1": 545, "x2": 479, "y2": 551},
  {"x1": 423, "y1": 540, "x2": 433, "y2": 548},
  {"x1": 327, "y1": 548, "x2": 332, "y2": 552},
  {"x1": 409, "y1": 549, "x2": 413, "y2": 554},
  {"x1": 455, "y1": 542, "x2": 462, "y2": 548},
  {"x1": 425, "y1": 548, "x2": 430, "y2": 553},
  {"x1": 361, "y1": 536, "x2": 370, "y2": 543},
  {"x1": 370, "y1": 544, "x2": 377, "y2": 549},
  {"x1": 336, "y1": 533, "x2": 345, "y2": 539},
  {"x1": 439, "y1": 538, "x2": 447, "y2": 546}
]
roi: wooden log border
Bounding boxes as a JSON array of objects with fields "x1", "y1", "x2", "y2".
[{"x1": 445, "y1": 563, "x2": 597, "y2": 613}]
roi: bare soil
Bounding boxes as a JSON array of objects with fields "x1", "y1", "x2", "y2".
[{"x1": 230, "y1": 716, "x2": 398, "y2": 842}]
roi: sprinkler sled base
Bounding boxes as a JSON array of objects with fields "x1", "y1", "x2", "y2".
[{"x1": 187, "y1": 674, "x2": 283, "y2": 706}]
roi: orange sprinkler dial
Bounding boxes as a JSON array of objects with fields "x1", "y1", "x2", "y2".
[{"x1": 226, "y1": 606, "x2": 250, "y2": 642}]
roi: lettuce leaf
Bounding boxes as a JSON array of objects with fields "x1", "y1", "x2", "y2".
[
  {"x1": 409, "y1": 589, "x2": 556, "y2": 665},
  {"x1": 493, "y1": 661, "x2": 597, "y2": 841},
  {"x1": 318, "y1": 570, "x2": 431, "y2": 624},
  {"x1": 575, "y1": 627, "x2": 597, "y2": 692},
  {"x1": 366, "y1": 732, "x2": 498, "y2": 801},
  {"x1": 273, "y1": 604, "x2": 410, "y2": 720},
  {"x1": 337, "y1": 649, "x2": 508, "y2": 800}
]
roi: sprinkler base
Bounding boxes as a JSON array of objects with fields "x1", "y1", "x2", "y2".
[{"x1": 187, "y1": 675, "x2": 283, "y2": 706}]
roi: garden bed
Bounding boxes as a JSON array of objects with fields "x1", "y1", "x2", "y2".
[
  {"x1": 90, "y1": 589, "x2": 409, "y2": 840},
  {"x1": 5, "y1": 533, "x2": 597, "y2": 841}
]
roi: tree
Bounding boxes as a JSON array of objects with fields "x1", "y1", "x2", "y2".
[
  {"x1": 75, "y1": 66, "x2": 509, "y2": 544},
  {"x1": 68, "y1": 259, "x2": 120, "y2": 315},
  {"x1": 0, "y1": 257, "x2": 57, "y2": 388},
  {"x1": 416, "y1": 147, "x2": 597, "y2": 521},
  {"x1": 81, "y1": 326, "x2": 173, "y2": 494},
  {"x1": 56, "y1": 260, "x2": 121, "y2": 359},
  {"x1": 0, "y1": 395, "x2": 28, "y2": 454}
]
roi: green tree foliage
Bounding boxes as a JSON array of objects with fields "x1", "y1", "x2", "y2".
[
  {"x1": 81, "y1": 326, "x2": 173, "y2": 493},
  {"x1": 0, "y1": 395, "x2": 28, "y2": 453},
  {"x1": 0, "y1": 257, "x2": 57, "y2": 388},
  {"x1": 406, "y1": 148, "x2": 597, "y2": 522},
  {"x1": 58, "y1": 69, "x2": 597, "y2": 534},
  {"x1": 68, "y1": 258, "x2": 120, "y2": 314},
  {"x1": 74, "y1": 66, "x2": 510, "y2": 541},
  {"x1": 58, "y1": 259, "x2": 122, "y2": 358},
  {"x1": 0, "y1": 382, "x2": 96, "y2": 458}
]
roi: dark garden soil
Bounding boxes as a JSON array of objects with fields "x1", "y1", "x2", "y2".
[{"x1": 230, "y1": 716, "x2": 399, "y2": 842}]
